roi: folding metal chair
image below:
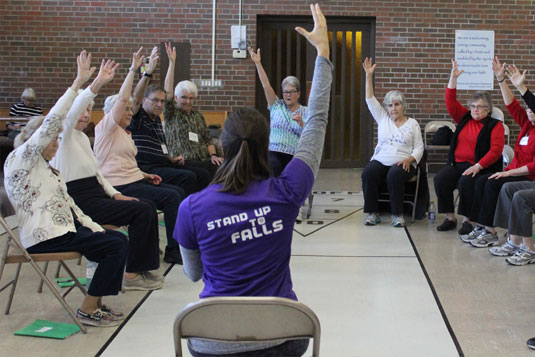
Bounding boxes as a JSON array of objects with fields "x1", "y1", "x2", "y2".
[
  {"x1": 0, "y1": 215, "x2": 88, "y2": 333},
  {"x1": 174, "y1": 296, "x2": 321, "y2": 357}
]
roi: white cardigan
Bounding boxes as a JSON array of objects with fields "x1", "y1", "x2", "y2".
[
  {"x1": 366, "y1": 96, "x2": 424, "y2": 166},
  {"x1": 50, "y1": 87, "x2": 120, "y2": 198},
  {"x1": 3, "y1": 88, "x2": 103, "y2": 249}
]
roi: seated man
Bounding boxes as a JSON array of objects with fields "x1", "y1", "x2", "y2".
[
  {"x1": 163, "y1": 76, "x2": 224, "y2": 178},
  {"x1": 8, "y1": 88, "x2": 44, "y2": 139}
]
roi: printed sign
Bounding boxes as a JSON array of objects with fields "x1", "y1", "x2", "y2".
[{"x1": 455, "y1": 30, "x2": 494, "y2": 90}]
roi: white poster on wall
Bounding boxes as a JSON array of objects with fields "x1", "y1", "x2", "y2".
[{"x1": 455, "y1": 30, "x2": 495, "y2": 90}]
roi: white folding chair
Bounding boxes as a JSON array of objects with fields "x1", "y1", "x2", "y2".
[
  {"x1": 174, "y1": 296, "x2": 321, "y2": 357},
  {"x1": 424, "y1": 120, "x2": 456, "y2": 172}
]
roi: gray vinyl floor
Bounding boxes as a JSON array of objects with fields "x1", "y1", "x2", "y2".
[{"x1": 1, "y1": 168, "x2": 535, "y2": 356}]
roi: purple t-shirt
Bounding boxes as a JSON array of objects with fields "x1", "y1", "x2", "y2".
[{"x1": 174, "y1": 158, "x2": 314, "y2": 299}]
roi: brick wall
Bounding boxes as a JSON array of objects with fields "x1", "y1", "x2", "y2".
[{"x1": 2, "y1": 0, "x2": 535, "y2": 167}]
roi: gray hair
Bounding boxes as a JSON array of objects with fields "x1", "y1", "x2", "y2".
[
  {"x1": 281, "y1": 76, "x2": 300, "y2": 92},
  {"x1": 103, "y1": 94, "x2": 134, "y2": 115},
  {"x1": 383, "y1": 90, "x2": 407, "y2": 111},
  {"x1": 174, "y1": 80, "x2": 198, "y2": 98},
  {"x1": 468, "y1": 91, "x2": 493, "y2": 113},
  {"x1": 14, "y1": 116, "x2": 45, "y2": 148},
  {"x1": 21, "y1": 88, "x2": 36, "y2": 100}
]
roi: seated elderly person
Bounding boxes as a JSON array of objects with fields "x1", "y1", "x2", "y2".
[
  {"x1": 360, "y1": 57, "x2": 424, "y2": 228},
  {"x1": 460, "y1": 57, "x2": 535, "y2": 248},
  {"x1": 163, "y1": 44, "x2": 223, "y2": 179},
  {"x1": 50, "y1": 49, "x2": 163, "y2": 290},
  {"x1": 3, "y1": 51, "x2": 127, "y2": 327},
  {"x1": 7, "y1": 88, "x2": 44, "y2": 139},
  {"x1": 434, "y1": 60, "x2": 505, "y2": 233}
]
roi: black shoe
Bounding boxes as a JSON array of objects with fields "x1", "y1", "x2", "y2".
[
  {"x1": 457, "y1": 221, "x2": 473, "y2": 235},
  {"x1": 436, "y1": 218, "x2": 457, "y2": 231},
  {"x1": 164, "y1": 246, "x2": 183, "y2": 265},
  {"x1": 527, "y1": 337, "x2": 535, "y2": 350}
]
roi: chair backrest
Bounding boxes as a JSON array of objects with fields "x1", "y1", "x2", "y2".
[
  {"x1": 173, "y1": 296, "x2": 321, "y2": 357},
  {"x1": 502, "y1": 123, "x2": 510, "y2": 146},
  {"x1": 502, "y1": 144, "x2": 514, "y2": 168},
  {"x1": 424, "y1": 120, "x2": 456, "y2": 146},
  {"x1": 492, "y1": 107, "x2": 504, "y2": 122}
]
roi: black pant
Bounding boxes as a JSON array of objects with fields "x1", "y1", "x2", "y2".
[
  {"x1": 184, "y1": 160, "x2": 217, "y2": 183},
  {"x1": 469, "y1": 173, "x2": 529, "y2": 226},
  {"x1": 269, "y1": 151, "x2": 294, "y2": 178},
  {"x1": 140, "y1": 164, "x2": 195, "y2": 196},
  {"x1": 115, "y1": 179, "x2": 182, "y2": 250},
  {"x1": 188, "y1": 339, "x2": 309, "y2": 357},
  {"x1": 434, "y1": 162, "x2": 497, "y2": 215},
  {"x1": 67, "y1": 177, "x2": 160, "y2": 273},
  {"x1": 361, "y1": 160, "x2": 416, "y2": 215},
  {"x1": 27, "y1": 226, "x2": 128, "y2": 297}
]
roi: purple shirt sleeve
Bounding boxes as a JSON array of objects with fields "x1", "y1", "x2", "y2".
[{"x1": 174, "y1": 197, "x2": 199, "y2": 250}]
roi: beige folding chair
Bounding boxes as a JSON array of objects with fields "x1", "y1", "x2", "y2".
[
  {"x1": 502, "y1": 144, "x2": 514, "y2": 169},
  {"x1": 424, "y1": 120, "x2": 456, "y2": 172},
  {"x1": 0, "y1": 215, "x2": 88, "y2": 333},
  {"x1": 174, "y1": 296, "x2": 321, "y2": 357}
]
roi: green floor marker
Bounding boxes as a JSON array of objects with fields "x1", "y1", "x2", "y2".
[{"x1": 14, "y1": 319, "x2": 80, "y2": 339}]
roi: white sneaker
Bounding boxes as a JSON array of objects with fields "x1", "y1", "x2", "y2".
[
  {"x1": 391, "y1": 216, "x2": 406, "y2": 227},
  {"x1": 365, "y1": 213, "x2": 381, "y2": 226},
  {"x1": 470, "y1": 230, "x2": 498, "y2": 248},
  {"x1": 460, "y1": 226, "x2": 483, "y2": 243},
  {"x1": 506, "y1": 245, "x2": 535, "y2": 266},
  {"x1": 489, "y1": 239, "x2": 520, "y2": 257}
]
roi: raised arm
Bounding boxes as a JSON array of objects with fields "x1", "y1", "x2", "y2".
[
  {"x1": 164, "y1": 42, "x2": 176, "y2": 100},
  {"x1": 362, "y1": 57, "x2": 376, "y2": 99},
  {"x1": 111, "y1": 47, "x2": 144, "y2": 124},
  {"x1": 133, "y1": 46, "x2": 159, "y2": 113},
  {"x1": 493, "y1": 56, "x2": 514, "y2": 105},
  {"x1": 248, "y1": 47, "x2": 277, "y2": 107},
  {"x1": 294, "y1": 4, "x2": 332, "y2": 177},
  {"x1": 447, "y1": 59, "x2": 464, "y2": 89}
]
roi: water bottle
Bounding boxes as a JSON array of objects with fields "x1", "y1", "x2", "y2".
[
  {"x1": 428, "y1": 200, "x2": 436, "y2": 224},
  {"x1": 86, "y1": 261, "x2": 98, "y2": 289}
]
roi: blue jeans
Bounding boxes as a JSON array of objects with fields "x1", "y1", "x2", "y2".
[{"x1": 115, "y1": 180, "x2": 182, "y2": 249}]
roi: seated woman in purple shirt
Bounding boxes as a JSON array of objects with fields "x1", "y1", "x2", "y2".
[{"x1": 173, "y1": 4, "x2": 331, "y2": 357}]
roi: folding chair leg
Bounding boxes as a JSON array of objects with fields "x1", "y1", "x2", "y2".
[
  {"x1": 27, "y1": 259, "x2": 87, "y2": 333},
  {"x1": 5, "y1": 263, "x2": 22, "y2": 315},
  {"x1": 59, "y1": 261, "x2": 87, "y2": 296},
  {"x1": 307, "y1": 193, "x2": 314, "y2": 219},
  {"x1": 77, "y1": 256, "x2": 82, "y2": 266},
  {"x1": 38, "y1": 261, "x2": 50, "y2": 293}
]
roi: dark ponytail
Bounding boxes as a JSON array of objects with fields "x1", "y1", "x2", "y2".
[{"x1": 212, "y1": 108, "x2": 270, "y2": 194}]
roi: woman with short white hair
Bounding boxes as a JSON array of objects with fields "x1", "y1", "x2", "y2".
[{"x1": 361, "y1": 57, "x2": 424, "y2": 227}]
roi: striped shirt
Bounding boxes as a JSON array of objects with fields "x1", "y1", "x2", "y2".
[
  {"x1": 128, "y1": 107, "x2": 170, "y2": 168},
  {"x1": 9, "y1": 102, "x2": 43, "y2": 117},
  {"x1": 268, "y1": 98, "x2": 308, "y2": 155}
]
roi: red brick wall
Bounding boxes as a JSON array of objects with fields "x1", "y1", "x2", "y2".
[{"x1": 2, "y1": 0, "x2": 535, "y2": 162}]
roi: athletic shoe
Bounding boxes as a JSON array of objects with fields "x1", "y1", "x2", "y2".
[
  {"x1": 470, "y1": 230, "x2": 499, "y2": 248},
  {"x1": 77, "y1": 309, "x2": 121, "y2": 327},
  {"x1": 460, "y1": 226, "x2": 483, "y2": 243},
  {"x1": 436, "y1": 218, "x2": 457, "y2": 231},
  {"x1": 164, "y1": 246, "x2": 183, "y2": 265},
  {"x1": 144, "y1": 270, "x2": 165, "y2": 283},
  {"x1": 506, "y1": 245, "x2": 535, "y2": 266},
  {"x1": 123, "y1": 274, "x2": 163, "y2": 291},
  {"x1": 489, "y1": 239, "x2": 520, "y2": 257},
  {"x1": 365, "y1": 213, "x2": 381, "y2": 226},
  {"x1": 99, "y1": 305, "x2": 125, "y2": 320},
  {"x1": 458, "y1": 221, "x2": 473, "y2": 235},
  {"x1": 391, "y1": 216, "x2": 406, "y2": 227},
  {"x1": 527, "y1": 337, "x2": 535, "y2": 350}
]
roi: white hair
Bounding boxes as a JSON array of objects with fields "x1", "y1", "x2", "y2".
[
  {"x1": 103, "y1": 94, "x2": 134, "y2": 115},
  {"x1": 174, "y1": 80, "x2": 198, "y2": 98},
  {"x1": 21, "y1": 88, "x2": 36, "y2": 100},
  {"x1": 281, "y1": 76, "x2": 300, "y2": 91}
]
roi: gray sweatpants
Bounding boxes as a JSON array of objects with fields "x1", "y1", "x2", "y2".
[{"x1": 494, "y1": 181, "x2": 535, "y2": 237}]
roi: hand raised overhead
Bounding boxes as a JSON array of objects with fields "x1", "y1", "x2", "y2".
[
  {"x1": 450, "y1": 59, "x2": 464, "y2": 79},
  {"x1": 131, "y1": 47, "x2": 145, "y2": 71},
  {"x1": 506, "y1": 64, "x2": 527, "y2": 88},
  {"x1": 248, "y1": 47, "x2": 261, "y2": 64},
  {"x1": 362, "y1": 57, "x2": 376, "y2": 76},
  {"x1": 76, "y1": 50, "x2": 97, "y2": 85},
  {"x1": 97, "y1": 59, "x2": 120, "y2": 84},
  {"x1": 295, "y1": 4, "x2": 329, "y2": 58},
  {"x1": 165, "y1": 42, "x2": 176, "y2": 63},
  {"x1": 492, "y1": 56, "x2": 506, "y2": 79},
  {"x1": 145, "y1": 46, "x2": 159, "y2": 74}
]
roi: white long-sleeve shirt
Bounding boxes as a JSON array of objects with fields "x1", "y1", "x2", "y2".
[
  {"x1": 50, "y1": 87, "x2": 120, "y2": 198},
  {"x1": 366, "y1": 96, "x2": 424, "y2": 166},
  {"x1": 3, "y1": 88, "x2": 103, "y2": 249}
]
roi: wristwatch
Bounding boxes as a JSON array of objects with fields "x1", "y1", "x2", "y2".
[{"x1": 143, "y1": 72, "x2": 153, "y2": 78}]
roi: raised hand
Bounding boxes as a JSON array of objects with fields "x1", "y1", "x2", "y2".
[
  {"x1": 492, "y1": 56, "x2": 506, "y2": 79},
  {"x1": 506, "y1": 64, "x2": 527, "y2": 89},
  {"x1": 72, "y1": 50, "x2": 96, "y2": 91},
  {"x1": 362, "y1": 57, "x2": 376, "y2": 76},
  {"x1": 131, "y1": 47, "x2": 145, "y2": 71},
  {"x1": 145, "y1": 46, "x2": 159, "y2": 74},
  {"x1": 97, "y1": 59, "x2": 120, "y2": 84},
  {"x1": 248, "y1": 47, "x2": 261, "y2": 64},
  {"x1": 295, "y1": 4, "x2": 329, "y2": 58},
  {"x1": 450, "y1": 60, "x2": 464, "y2": 79},
  {"x1": 165, "y1": 42, "x2": 176, "y2": 63}
]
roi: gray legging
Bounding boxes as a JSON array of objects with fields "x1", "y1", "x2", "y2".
[{"x1": 494, "y1": 181, "x2": 535, "y2": 237}]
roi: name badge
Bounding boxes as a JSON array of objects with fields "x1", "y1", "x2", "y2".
[
  {"x1": 161, "y1": 144, "x2": 168, "y2": 154},
  {"x1": 189, "y1": 132, "x2": 199, "y2": 142},
  {"x1": 520, "y1": 136, "x2": 529, "y2": 146}
]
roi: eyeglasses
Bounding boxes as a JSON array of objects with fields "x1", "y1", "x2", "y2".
[
  {"x1": 180, "y1": 96, "x2": 195, "y2": 101},
  {"x1": 469, "y1": 104, "x2": 488, "y2": 110},
  {"x1": 282, "y1": 90, "x2": 299, "y2": 95},
  {"x1": 148, "y1": 97, "x2": 166, "y2": 104}
]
